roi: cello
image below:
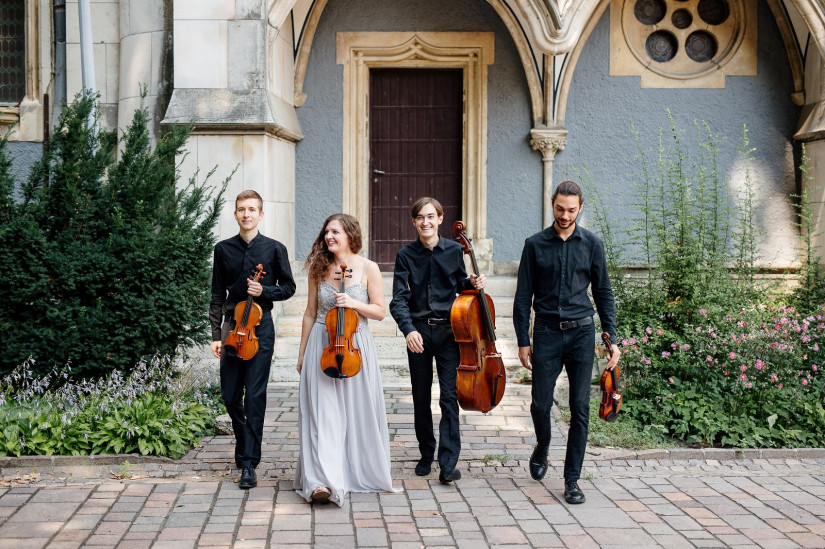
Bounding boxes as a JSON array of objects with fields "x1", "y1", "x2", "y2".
[
  {"x1": 450, "y1": 221, "x2": 506, "y2": 413},
  {"x1": 224, "y1": 264, "x2": 265, "y2": 361},
  {"x1": 599, "y1": 332, "x2": 622, "y2": 422},
  {"x1": 319, "y1": 263, "x2": 362, "y2": 379}
]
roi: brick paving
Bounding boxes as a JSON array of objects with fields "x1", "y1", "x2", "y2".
[{"x1": 0, "y1": 383, "x2": 824, "y2": 548}]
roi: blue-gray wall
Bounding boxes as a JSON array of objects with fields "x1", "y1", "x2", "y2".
[
  {"x1": 555, "y1": 1, "x2": 801, "y2": 266},
  {"x1": 294, "y1": 0, "x2": 540, "y2": 262},
  {"x1": 6, "y1": 142, "x2": 43, "y2": 197}
]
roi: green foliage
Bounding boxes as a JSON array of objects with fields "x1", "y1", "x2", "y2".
[
  {"x1": 0, "y1": 357, "x2": 218, "y2": 458},
  {"x1": 790, "y1": 145, "x2": 825, "y2": 312},
  {"x1": 618, "y1": 308, "x2": 824, "y2": 447},
  {"x1": 558, "y1": 398, "x2": 675, "y2": 450},
  {"x1": 580, "y1": 115, "x2": 824, "y2": 448},
  {"x1": 0, "y1": 91, "x2": 227, "y2": 378}
]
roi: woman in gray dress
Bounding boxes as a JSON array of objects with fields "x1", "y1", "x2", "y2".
[{"x1": 294, "y1": 213, "x2": 398, "y2": 506}]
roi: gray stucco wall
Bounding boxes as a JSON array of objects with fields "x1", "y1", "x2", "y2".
[
  {"x1": 5, "y1": 142, "x2": 43, "y2": 198},
  {"x1": 554, "y1": 0, "x2": 801, "y2": 267},
  {"x1": 294, "y1": 0, "x2": 539, "y2": 262}
]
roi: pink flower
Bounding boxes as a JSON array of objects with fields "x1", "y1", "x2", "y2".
[
  {"x1": 745, "y1": 382, "x2": 753, "y2": 388},
  {"x1": 671, "y1": 342, "x2": 678, "y2": 349},
  {"x1": 629, "y1": 337, "x2": 637, "y2": 345},
  {"x1": 778, "y1": 383, "x2": 784, "y2": 389},
  {"x1": 755, "y1": 359, "x2": 764, "y2": 371},
  {"x1": 642, "y1": 336, "x2": 649, "y2": 343},
  {"x1": 729, "y1": 352, "x2": 737, "y2": 360},
  {"x1": 814, "y1": 344, "x2": 820, "y2": 351},
  {"x1": 706, "y1": 355, "x2": 714, "y2": 362},
  {"x1": 739, "y1": 364, "x2": 747, "y2": 372},
  {"x1": 656, "y1": 329, "x2": 663, "y2": 336},
  {"x1": 696, "y1": 327, "x2": 703, "y2": 333},
  {"x1": 770, "y1": 374, "x2": 778, "y2": 382},
  {"x1": 682, "y1": 344, "x2": 690, "y2": 351},
  {"x1": 699, "y1": 308, "x2": 707, "y2": 316},
  {"x1": 646, "y1": 327, "x2": 653, "y2": 335},
  {"x1": 622, "y1": 339, "x2": 629, "y2": 347},
  {"x1": 802, "y1": 379, "x2": 809, "y2": 386},
  {"x1": 662, "y1": 351, "x2": 671, "y2": 358},
  {"x1": 668, "y1": 377, "x2": 674, "y2": 384},
  {"x1": 739, "y1": 373, "x2": 747, "y2": 381},
  {"x1": 813, "y1": 365, "x2": 819, "y2": 372}
]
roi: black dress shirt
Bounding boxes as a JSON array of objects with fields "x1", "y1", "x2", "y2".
[
  {"x1": 390, "y1": 237, "x2": 472, "y2": 337},
  {"x1": 209, "y1": 233, "x2": 296, "y2": 341},
  {"x1": 513, "y1": 224, "x2": 617, "y2": 347}
]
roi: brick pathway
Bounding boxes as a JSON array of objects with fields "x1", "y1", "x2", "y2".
[{"x1": 1, "y1": 383, "x2": 824, "y2": 548}]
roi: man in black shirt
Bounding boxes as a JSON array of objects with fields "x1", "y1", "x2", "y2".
[
  {"x1": 513, "y1": 181, "x2": 619, "y2": 504},
  {"x1": 390, "y1": 197, "x2": 486, "y2": 484},
  {"x1": 210, "y1": 190, "x2": 296, "y2": 489}
]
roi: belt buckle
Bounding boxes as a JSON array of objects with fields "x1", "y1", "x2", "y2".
[
  {"x1": 428, "y1": 318, "x2": 438, "y2": 325},
  {"x1": 559, "y1": 320, "x2": 576, "y2": 330}
]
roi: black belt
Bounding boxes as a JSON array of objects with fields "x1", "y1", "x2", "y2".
[
  {"x1": 414, "y1": 317, "x2": 450, "y2": 325},
  {"x1": 536, "y1": 316, "x2": 593, "y2": 331}
]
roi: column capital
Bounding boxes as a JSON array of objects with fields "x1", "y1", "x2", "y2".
[{"x1": 530, "y1": 127, "x2": 568, "y2": 160}]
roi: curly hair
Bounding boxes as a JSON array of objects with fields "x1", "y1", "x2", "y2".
[{"x1": 305, "y1": 213, "x2": 363, "y2": 282}]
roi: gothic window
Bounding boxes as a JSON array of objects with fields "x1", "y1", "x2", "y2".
[
  {"x1": 0, "y1": 0, "x2": 26, "y2": 104},
  {"x1": 610, "y1": 0, "x2": 756, "y2": 88}
]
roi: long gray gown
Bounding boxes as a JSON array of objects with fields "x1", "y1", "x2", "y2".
[{"x1": 294, "y1": 275, "x2": 399, "y2": 506}]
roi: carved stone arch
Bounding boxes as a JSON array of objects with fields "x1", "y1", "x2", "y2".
[
  {"x1": 786, "y1": 0, "x2": 825, "y2": 59},
  {"x1": 293, "y1": 0, "x2": 328, "y2": 107},
  {"x1": 553, "y1": 0, "x2": 610, "y2": 126},
  {"x1": 764, "y1": 0, "x2": 806, "y2": 105},
  {"x1": 485, "y1": 0, "x2": 545, "y2": 125}
]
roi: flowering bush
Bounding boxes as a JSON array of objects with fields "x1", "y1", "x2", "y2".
[
  {"x1": 619, "y1": 306, "x2": 825, "y2": 447},
  {"x1": 0, "y1": 357, "x2": 218, "y2": 457}
]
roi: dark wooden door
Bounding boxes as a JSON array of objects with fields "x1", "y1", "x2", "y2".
[{"x1": 369, "y1": 68, "x2": 463, "y2": 271}]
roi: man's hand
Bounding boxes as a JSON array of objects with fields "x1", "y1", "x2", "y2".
[
  {"x1": 211, "y1": 341, "x2": 222, "y2": 359},
  {"x1": 470, "y1": 273, "x2": 487, "y2": 290},
  {"x1": 247, "y1": 277, "x2": 263, "y2": 297},
  {"x1": 606, "y1": 344, "x2": 620, "y2": 370},
  {"x1": 518, "y1": 345, "x2": 533, "y2": 370},
  {"x1": 406, "y1": 331, "x2": 424, "y2": 353}
]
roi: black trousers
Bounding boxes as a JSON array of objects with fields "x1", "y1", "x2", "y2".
[
  {"x1": 220, "y1": 312, "x2": 274, "y2": 469},
  {"x1": 530, "y1": 318, "x2": 595, "y2": 482},
  {"x1": 407, "y1": 321, "x2": 461, "y2": 469}
]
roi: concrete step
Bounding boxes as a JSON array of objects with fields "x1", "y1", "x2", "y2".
[
  {"x1": 272, "y1": 335, "x2": 524, "y2": 362},
  {"x1": 274, "y1": 315, "x2": 519, "y2": 339}
]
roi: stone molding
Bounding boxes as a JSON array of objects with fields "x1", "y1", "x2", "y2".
[
  {"x1": 336, "y1": 31, "x2": 494, "y2": 255},
  {"x1": 161, "y1": 88, "x2": 303, "y2": 142},
  {"x1": 530, "y1": 127, "x2": 568, "y2": 227},
  {"x1": 512, "y1": 0, "x2": 603, "y2": 54}
]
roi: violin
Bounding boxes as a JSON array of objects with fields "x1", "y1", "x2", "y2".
[
  {"x1": 450, "y1": 221, "x2": 506, "y2": 413},
  {"x1": 224, "y1": 264, "x2": 265, "y2": 361},
  {"x1": 320, "y1": 263, "x2": 362, "y2": 379},
  {"x1": 599, "y1": 332, "x2": 622, "y2": 422}
]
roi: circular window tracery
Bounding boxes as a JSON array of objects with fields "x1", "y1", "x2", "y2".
[{"x1": 621, "y1": 0, "x2": 745, "y2": 80}]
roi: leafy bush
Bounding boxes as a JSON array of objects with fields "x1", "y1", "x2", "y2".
[
  {"x1": 617, "y1": 308, "x2": 824, "y2": 447},
  {"x1": 0, "y1": 91, "x2": 226, "y2": 378},
  {"x1": 0, "y1": 357, "x2": 218, "y2": 458},
  {"x1": 581, "y1": 116, "x2": 825, "y2": 447}
]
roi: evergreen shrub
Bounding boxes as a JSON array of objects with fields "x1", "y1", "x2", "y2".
[{"x1": 0, "y1": 91, "x2": 226, "y2": 378}]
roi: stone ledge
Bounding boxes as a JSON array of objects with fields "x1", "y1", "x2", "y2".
[{"x1": 161, "y1": 88, "x2": 303, "y2": 142}]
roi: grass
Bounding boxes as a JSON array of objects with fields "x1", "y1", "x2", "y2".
[{"x1": 558, "y1": 398, "x2": 678, "y2": 450}]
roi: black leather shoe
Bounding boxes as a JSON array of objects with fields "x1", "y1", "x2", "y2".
[
  {"x1": 438, "y1": 466, "x2": 462, "y2": 484},
  {"x1": 415, "y1": 457, "x2": 433, "y2": 476},
  {"x1": 529, "y1": 445, "x2": 549, "y2": 481},
  {"x1": 239, "y1": 466, "x2": 257, "y2": 489},
  {"x1": 564, "y1": 480, "x2": 585, "y2": 504}
]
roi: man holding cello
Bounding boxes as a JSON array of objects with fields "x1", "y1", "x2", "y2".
[
  {"x1": 513, "y1": 181, "x2": 619, "y2": 504},
  {"x1": 210, "y1": 190, "x2": 296, "y2": 490},
  {"x1": 390, "y1": 197, "x2": 486, "y2": 484}
]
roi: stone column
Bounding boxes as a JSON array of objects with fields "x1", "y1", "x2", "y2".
[
  {"x1": 530, "y1": 127, "x2": 568, "y2": 228},
  {"x1": 118, "y1": 0, "x2": 168, "y2": 145}
]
